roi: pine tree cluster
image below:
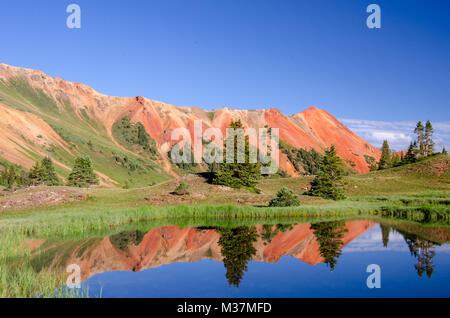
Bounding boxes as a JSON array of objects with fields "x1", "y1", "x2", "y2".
[
  {"x1": 29, "y1": 156, "x2": 61, "y2": 186},
  {"x1": 375, "y1": 120, "x2": 440, "y2": 170}
]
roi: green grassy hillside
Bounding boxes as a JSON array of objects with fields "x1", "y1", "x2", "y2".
[
  {"x1": 0, "y1": 155, "x2": 447, "y2": 217},
  {"x1": 0, "y1": 77, "x2": 171, "y2": 187},
  {"x1": 345, "y1": 154, "x2": 449, "y2": 196}
]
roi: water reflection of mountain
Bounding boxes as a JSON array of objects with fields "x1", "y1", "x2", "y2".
[
  {"x1": 28, "y1": 220, "x2": 450, "y2": 285},
  {"x1": 29, "y1": 221, "x2": 374, "y2": 282}
]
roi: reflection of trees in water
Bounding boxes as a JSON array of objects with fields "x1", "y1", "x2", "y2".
[
  {"x1": 400, "y1": 231, "x2": 438, "y2": 278},
  {"x1": 310, "y1": 221, "x2": 348, "y2": 271},
  {"x1": 110, "y1": 230, "x2": 145, "y2": 251},
  {"x1": 261, "y1": 224, "x2": 294, "y2": 244},
  {"x1": 216, "y1": 226, "x2": 258, "y2": 288},
  {"x1": 380, "y1": 224, "x2": 391, "y2": 248}
]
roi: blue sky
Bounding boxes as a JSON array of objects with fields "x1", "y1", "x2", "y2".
[{"x1": 0, "y1": 0, "x2": 449, "y2": 150}]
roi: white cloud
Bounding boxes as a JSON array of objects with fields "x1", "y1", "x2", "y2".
[
  {"x1": 340, "y1": 118, "x2": 450, "y2": 152},
  {"x1": 371, "y1": 131, "x2": 411, "y2": 143},
  {"x1": 343, "y1": 227, "x2": 450, "y2": 253}
]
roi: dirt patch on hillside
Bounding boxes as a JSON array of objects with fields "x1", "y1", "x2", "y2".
[
  {"x1": 143, "y1": 173, "x2": 274, "y2": 206},
  {"x1": 403, "y1": 156, "x2": 450, "y2": 177},
  {"x1": 426, "y1": 157, "x2": 449, "y2": 176},
  {"x1": 144, "y1": 192, "x2": 195, "y2": 205},
  {"x1": 0, "y1": 186, "x2": 89, "y2": 210},
  {"x1": 144, "y1": 191, "x2": 272, "y2": 206}
]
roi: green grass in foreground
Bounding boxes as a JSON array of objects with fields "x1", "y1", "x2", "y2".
[{"x1": 0, "y1": 202, "x2": 414, "y2": 239}]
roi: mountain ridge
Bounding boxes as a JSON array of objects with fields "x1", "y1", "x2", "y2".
[{"x1": 0, "y1": 63, "x2": 381, "y2": 186}]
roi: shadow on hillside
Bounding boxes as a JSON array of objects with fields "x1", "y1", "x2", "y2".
[{"x1": 194, "y1": 172, "x2": 215, "y2": 183}]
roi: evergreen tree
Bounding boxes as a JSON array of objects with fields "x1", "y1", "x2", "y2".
[
  {"x1": 403, "y1": 142, "x2": 418, "y2": 164},
  {"x1": 4, "y1": 166, "x2": 17, "y2": 190},
  {"x1": 206, "y1": 145, "x2": 221, "y2": 174},
  {"x1": 443, "y1": 147, "x2": 448, "y2": 155},
  {"x1": 388, "y1": 120, "x2": 435, "y2": 169},
  {"x1": 216, "y1": 226, "x2": 258, "y2": 287},
  {"x1": 310, "y1": 221, "x2": 348, "y2": 271},
  {"x1": 297, "y1": 148, "x2": 322, "y2": 175},
  {"x1": 391, "y1": 153, "x2": 401, "y2": 167},
  {"x1": 307, "y1": 145, "x2": 346, "y2": 200},
  {"x1": 424, "y1": 120, "x2": 434, "y2": 156},
  {"x1": 380, "y1": 224, "x2": 391, "y2": 248},
  {"x1": 113, "y1": 117, "x2": 159, "y2": 158},
  {"x1": 279, "y1": 142, "x2": 323, "y2": 175},
  {"x1": 261, "y1": 224, "x2": 278, "y2": 244},
  {"x1": 401, "y1": 232, "x2": 436, "y2": 279},
  {"x1": 137, "y1": 123, "x2": 149, "y2": 148},
  {"x1": 29, "y1": 157, "x2": 60, "y2": 186},
  {"x1": 364, "y1": 155, "x2": 377, "y2": 171},
  {"x1": 29, "y1": 161, "x2": 45, "y2": 185},
  {"x1": 378, "y1": 140, "x2": 391, "y2": 170},
  {"x1": 261, "y1": 224, "x2": 294, "y2": 244},
  {"x1": 414, "y1": 121, "x2": 425, "y2": 157},
  {"x1": 212, "y1": 120, "x2": 260, "y2": 189},
  {"x1": 67, "y1": 156, "x2": 99, "y2": 187},
  {"x1": 1, "y1": 166, "x2": 28, "y2": 191},
  {"x1": 0, "y1": 168, "x2": 5, "y2": 187},
  {"x1": 41, "y1": 157, "x2": 60, "y2": 186}
]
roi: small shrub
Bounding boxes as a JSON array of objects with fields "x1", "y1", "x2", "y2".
[
  {"x1": 172, "y1": 181, "x2": 190, "y2": 195},
  {"x1": 269, "y1": 187, "x2": 301, "y2": 207},
  {"x1": 276, "y1": 169, "x2": 290, "y2": 178}
]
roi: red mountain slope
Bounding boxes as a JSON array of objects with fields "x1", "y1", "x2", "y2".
[{"x1": 0, "y1": 63, "x2": 380, "y2": 178}]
